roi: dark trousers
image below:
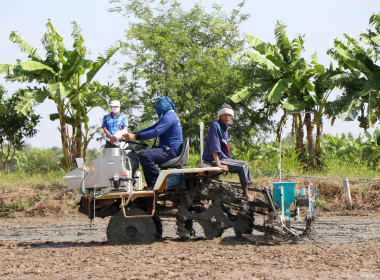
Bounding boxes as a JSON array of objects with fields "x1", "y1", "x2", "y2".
[
  {"x1": 105, "y1": 141, "x2": 118, "y2": 148},
  {"x1": 138, "y1": 147, "x2": 176, "y2": 187},
  {"x1": 209, "y1": 158, "x2": 252, "y2": 186}
]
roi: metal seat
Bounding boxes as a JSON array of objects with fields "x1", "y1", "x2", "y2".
[{"x1": 159, "y1": 138, "x2": 190, "y2": 169}]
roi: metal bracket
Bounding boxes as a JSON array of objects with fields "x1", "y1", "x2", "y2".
[{"x1": 121, "y1": 192, "x2": 156, "y2": 219}]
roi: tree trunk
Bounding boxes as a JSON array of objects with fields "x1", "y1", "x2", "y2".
[
  {"x1": 304, "y1": 111, "x2": 315, "y2": 167},
  {"x1": 58, "y1": 106, "x2": 70, "y2": 170},
  {"x1": 72, "y1": 107, "x2": 83, "y2": 166},
  {"x1": 314, "y1": 117, "x2": 323, "y2": 168},
  {"x1": 294, "y1": 113, "x2": 306, "y2": 163},
  {"x1": 1, "y1": 143, "x2": 14, "y2": 173}
]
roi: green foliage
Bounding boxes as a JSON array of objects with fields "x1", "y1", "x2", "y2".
[
  {"x1": 113, "y1": 0, "x2": 272, "y2": 147},
  {"x1": 0, "y1": 192, "x2": 46, "y2": 212},
  {"x1": 0, "y1": 200, "x2": 30, "y2": 212},
  {"x1": 0, "y1": 20, "x2": 119, "y2": 169},
  {"x1": 230, "y1": 131, "x2": 379, "y2": 178},
  {"x1": 85, "y1": 148, "x2": 102, "y2": 162},
  {"x1": 315, "y1": 195, "x2": 327, "y2": 209},
  {"x1": 188, "y1": 147, "x2": 201, "y2": 168},
  {"x1": 319, "y1": 130, "x2": 380, "y2": 175},
  {"x1": 328, "y1": 12, "x2": 380, "y2": 129},
  {"x1": 0, "y1": 86, "x2": 40, "y2": 172},
  {"x1": 11, "y1": 147, "x2": 64, "y2": 174},
  {"x1": 0, "y1": 172, "x2": 65, "y2": 193},
  {"x1": 231, "y1": 21, "x2": 322, "y2": 166}
]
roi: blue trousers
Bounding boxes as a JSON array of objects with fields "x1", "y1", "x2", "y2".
[
  {"x1": 209, "y1": 158, "x2": 252, "y2": 186},
  {"x1": 138, "y1": 147, "x2": 177, "y2": 187}
]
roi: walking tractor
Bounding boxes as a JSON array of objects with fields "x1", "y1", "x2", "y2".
[{"x1": 63, "y1": 139, "x2": 318, "y2": 244}]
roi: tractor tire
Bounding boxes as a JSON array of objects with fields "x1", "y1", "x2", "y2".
[{"x1": 107, "y1": 207, "x2": 157, "y2": 244}]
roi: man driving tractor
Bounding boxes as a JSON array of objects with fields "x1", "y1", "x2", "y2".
[{"x1": 123, "y1": 96, "x2": 183, "y2": 190}]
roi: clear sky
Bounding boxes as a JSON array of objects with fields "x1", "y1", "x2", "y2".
[{"x1": 0, "y1": 0, "x2": 378, "y2": 149}]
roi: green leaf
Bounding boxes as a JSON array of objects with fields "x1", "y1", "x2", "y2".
[
  {"x1": 20, "y1": 61, "x2": 55, "y2": 74},
  {"x1": 85, "y1": 45, "x2": 119, "y2": 84},
  {"x1": 290, "y1": 58, "x2": 307, "y2": 71},
  {"x1": 232, "y1": 53, "x2": 253, "y2": 64},
  {"x1": 230, "y1": 87, "x2": 250, "y2": 103},
  {"x1": 356, "y1": 80, "x2": 377, "y2": 97},
  {"x1": 0, "y1": 64, "x2": 16, "y2": 75},
  {"x1": 265, "y1": 55, "x2": 287, "y2": 69},
  {"x1": 35, "y1": 89, "x2": 49, "y2": 103},
  {"x1": 246, "y1": 51, "x2": 277, "y2": 70},
  {"x1": 313, "y1": 64, "x2": 325, "y2": 74},
  {"x1": 367, "y1": 91, "x2": 377, "y2": 127},
  {"x1": 9, "y1": 31, "x2": 42, "y2": 60},
  {"x1": 370, "y1": 35, "x2": 380, "y2": 46},
  {"x1": 245, "y1": 34, "x2": 275, "y2": 56},
  {"x1": 48, "y1": 80, "x2": 71, "y2": 98},
  {"x1": 14, "y1": 91, "x2": 35, "y2": 115},
  {"x1": 335, "y1": 45, "x2": 371, "y2": 75},
  {"x1": 0, "y1": 104, "x2": 8, "y2": 115},
  {"x1": 282, "y1": 97, "x2": 307, "y2": 113},
  {"x1": 303, "y1": 94, "x2": 320, "y2": 106},
  {"x1": 267, "y1": 78, "x2": 293, "y2": 103},
  {"x1": 82, "y1": 115, "x2": 89, "y2": 123},
  {"x1": 311, "y1": 52, "x2": 318, "y2": 65},
  {"x1": 49, "y1": 113, "x2": 60, "y2": 121},
  {"x1": 49, "y1": 113, "x2": 74, "y2": 125}
]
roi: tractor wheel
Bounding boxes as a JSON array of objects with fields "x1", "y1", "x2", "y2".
[
  {"x1": 176, "y1": 180, "x2": 254, "y2": 240},
  {"x1": 107, "y1": 207, "x2": 157, "y2": 244}
]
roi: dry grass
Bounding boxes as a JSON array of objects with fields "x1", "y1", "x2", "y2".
[{"x1": 0, "y1": 172, "x2": 379, "y2": 216}]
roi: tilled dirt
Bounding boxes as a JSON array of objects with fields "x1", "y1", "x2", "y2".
[{"x1": 0, "y1": 210, "x2": 380, "y2": 279}]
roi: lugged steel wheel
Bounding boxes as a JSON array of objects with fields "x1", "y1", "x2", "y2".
[
  {"x1": 176, "y1": 180, "x2": 254, "y2": 240},
  {"x1": 107, "y1": 207, "x2": 157, "y2": 244}
]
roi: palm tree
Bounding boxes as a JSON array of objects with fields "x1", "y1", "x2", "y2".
[{"x1": 0, "y1": 20, "x2": 119, "y2": 169}]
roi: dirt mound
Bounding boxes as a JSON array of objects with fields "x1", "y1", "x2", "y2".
[
  {"x1": 251, "y1": 176, "x2": 380, "y2": 212},
  {"x1": 1, "y1": 176, "x2": 379, "y2": 218},
  {"x1": 25, "y1": 199, "x2": 73, "y2": 217}
]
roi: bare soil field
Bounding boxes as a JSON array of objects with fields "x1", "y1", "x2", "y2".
[
  {"x1": 0, "y1": 209, "x2": 379, "y2": 280},
  {"x1": 1, "y1": 177, "x2": 379, "y2": 279}
]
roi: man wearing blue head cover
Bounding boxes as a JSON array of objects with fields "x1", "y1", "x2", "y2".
[{"x1": 123, "y1": 97, "x2": 183, "y2": 190}]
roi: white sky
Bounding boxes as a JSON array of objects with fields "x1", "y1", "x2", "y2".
[{"x1": 0, "y1": 0, "x2": 378, "y2": 149}]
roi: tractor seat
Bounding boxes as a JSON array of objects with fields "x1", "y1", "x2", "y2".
[{"x1": 159, "y1": 138, "x2": 190, "y2": 169}]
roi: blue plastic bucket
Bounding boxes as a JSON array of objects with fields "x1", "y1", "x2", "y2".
[{"x1": 273, "y1": 182, "x2": 298, "y2": 211}]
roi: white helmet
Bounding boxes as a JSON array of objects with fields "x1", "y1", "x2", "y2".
[{"x1": 109, "y1": 100, "x2": 120, "y2": 107}]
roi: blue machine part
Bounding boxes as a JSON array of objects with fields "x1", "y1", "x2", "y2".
[
  {"x1": 166, "y1": 174, "x2": 186, "y2": 189},
  {"x1": 273, "y1": 182, "x2": 297, "y2": 211},
  {"x1": 273, "y1": 182, "x2": 298, "y2": 228}
]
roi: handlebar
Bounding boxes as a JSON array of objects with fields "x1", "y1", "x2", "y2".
[{"x1": 121, "y1": 140, "x2": 149, "y2": 151}]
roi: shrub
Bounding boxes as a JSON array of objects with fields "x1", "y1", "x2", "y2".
[{"x1": 12, "y1": 147, "x2": 63, "y2": 174}]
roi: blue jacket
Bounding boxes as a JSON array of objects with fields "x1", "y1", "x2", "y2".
[
  {"x1": 202, "y1": 119, "x2": 231, "y2": 162},
  {"x1": 136, "y1": 110, "x2": 183, "y2": 155}
]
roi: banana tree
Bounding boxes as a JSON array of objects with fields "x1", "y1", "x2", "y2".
[
  {"x1": 0, "y1": 20, "x2": 119, "y2": 169},
  {"x1": 231, "y1": 21, "x2": 316, "y2": 162},
  {"x1": 327, "y1": 13, "x2": 380, "y2": 130},
  {"x1": 282, "y1": 55, "x2": 343, "y2": 167}
]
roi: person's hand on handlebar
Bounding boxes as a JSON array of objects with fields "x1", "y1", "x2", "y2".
[{"x1": 122, "y1": 133, "x2": 136, "y2": 141}]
